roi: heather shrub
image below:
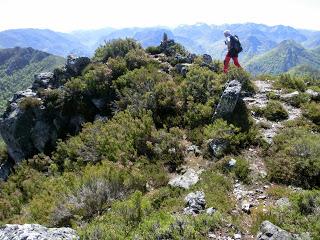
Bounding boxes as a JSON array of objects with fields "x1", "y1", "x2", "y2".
[
  {"x1": 263, "y1": 100, "x2": 288, "y2": 121},
  {"x1": 93, "y1": 38, "x2": 141, "y2": 62},
  {"x1": 266, "y1": 128, "x2": 320, "y2": 188},
  {"x1": 302, "y1": 101, "x2": 320, "y2": 125}
]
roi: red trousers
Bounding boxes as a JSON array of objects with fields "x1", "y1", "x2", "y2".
[{"x1": 224, "y1": 52, "x2": 241, "y2": 73}]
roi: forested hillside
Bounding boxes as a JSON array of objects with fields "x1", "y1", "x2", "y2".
[{"x1": 0, "y1": 47, "x2": 65, "y2": 113}]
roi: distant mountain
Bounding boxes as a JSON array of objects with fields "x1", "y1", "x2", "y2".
[
  {"x1": 245, "y1": 40, "x2": 320, "y2": 75},
  {"x1": 0, "y1": 47, "x2": 65, "y2": 113},
  {"x1": 1, "y1": 23, "x2": 320, "y2": 66},
  {"x1": 0, "y1": 29, "x2": 89, "y2": 57}
]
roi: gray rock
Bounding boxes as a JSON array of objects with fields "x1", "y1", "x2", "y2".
[
  {"x1": 186, "y1": 145, "x2": 201, "y2": 156},
  {"x1": 169, "y1": 169, "x2": 199, "y2": 189},
  {"x1": 241, "y1": 200, "x2": 253, "y2": 213},
  {"x1": 32, "y1": 72, "x2": 54, "y2": 90},
  {"x1": 176, "y1": 63, "x2": 191, "y2": 77},
  {"x1": 202, "y1": 54, "x2": 212, "y2": 64},
  {"x1": 0, "y1": 224, "x2": 79, "y2": 240},
  {"x1": 228, "y1": 158, "x2": 237, "y2": 167},
  {"x1": 0, "y1": 161, "x2": 14, "y2": 180},
  {"x1": 256, "y1": 221, "x2": 310, "y2": 240},
  {"x1": 206, "y1": 207, "x2": 216, "y2": 215},
  {"x1": 213, "y1": 80, "x2": 242, "y2": 119},
  {"x1": 275, "y1": 197, "x2": 291, "y2": 208},
  {"x1": 280, "y1": 91, "x2": 300, "y2": 103},
  {"x1": 234, "y1": 233, "x2": 242, "y2": 240},
  {"x1": 66, "y1": 55, "x2": 90, "y2": 76},
  {"x1": 184, "y1": 191, "x2": 206, "y2": 214},
  {"x1": 306, "y1": 89, "x2": 320, "y2": 101},
  {"x1": 208, "y1": 138, "x2": 229, "y2": 158}
]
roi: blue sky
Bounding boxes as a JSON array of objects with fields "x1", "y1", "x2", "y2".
[{"x1": 1, "y1": 0, "x2": 320, "y2": 32}]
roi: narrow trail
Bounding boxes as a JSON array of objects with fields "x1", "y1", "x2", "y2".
[
  {"x1": 170, "y1": 80, "x2": 303, "y2": 239},
  {"x1": 229, "y1": 79, "x2": 303, "y2": 239},
  {"x1": 243, "y1": 80, "x2": 302, "y2": 143}
]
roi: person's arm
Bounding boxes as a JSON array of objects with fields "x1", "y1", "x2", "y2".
[{"x1": 225, "y1": 37, "x2": 231, "y2": 51}]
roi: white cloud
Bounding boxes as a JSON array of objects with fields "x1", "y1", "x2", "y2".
[{"x1": 1, "y1": 0, "x2": 319, "y2": 32}]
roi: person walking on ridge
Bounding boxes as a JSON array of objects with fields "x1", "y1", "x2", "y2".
[{"x1": 223, "y1": 30, "x2": 242, "y2": 73}]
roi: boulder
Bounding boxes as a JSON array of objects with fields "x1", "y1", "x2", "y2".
[
  {"x1": 0, "y1": 103, "x2": 59, "y2": 163},
  {"x1": 169, "y1": 168, "x2": 200, "y2": 189},
  {"x1": 202, "y1": 54, "x2": 212, "y2": 64},
  {"x1": 208, "y1": 138, "x2": 229, "y2": 159},
  {"x1": 32, "y1": 72, "x2": 54, "y2": 90},
  {"x1": 184, "y1": 191, "x2": 206, "y2": 214},
  {"x1": 66, "y1": 55, "x2": 90, "y2": 76},
  {"x1": 280, "y1": 91, "x2": 299, "y2": 102},
  {"x1": 0, "y1": 56, "x2": 95, "y2": 170},
  {"x1": 0, "y1": 224, "x2": 79, "y2": 240},
  {"x1": 213, "y1": 80, "x2": 242, "y2": 119},
  {"x1": 176, "y1": 63, "x2": 191, "y2": 77},
  {"x1": 256, "y1": 221, "x2": 310, "y2": 240},
  {"x1": 306, "y1": 89, "x2": 320, "y2": 101},
  {"x1": 186, "y1": 144, "x2": 201, "y2": 156}
]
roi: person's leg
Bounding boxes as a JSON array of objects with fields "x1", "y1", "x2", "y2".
[
  {"x1": 232, "y1": 57, "x2": 241, "y2": 68},
  {"x1": 224, "y1": 53, "x2": 231, "y2": 73}
]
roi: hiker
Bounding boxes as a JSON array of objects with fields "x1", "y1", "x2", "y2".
[{"x1": 223, "y1": 30, "x2": 242, "y2": 73}]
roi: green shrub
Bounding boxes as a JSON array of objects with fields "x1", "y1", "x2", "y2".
[
  {"x1": 19, "y1": 97, "x2": 42, "y2": 110},
  {"x1": 276, "y1": 74, "x2": 306, "y2": 91},
  {"x1": 286, "y1": 92, "x2": 310, "y2": 107},
  {"x1": 146, "y1": 46, "x2": 162, "y2": 55},
  {"x1": 82, "y1": 63, "x2": 113, "y2": 96},
  {"x1": 263, "y1": 100, "x2": 288, "y2": 121},
  {"x1": 53, "y1": 110, "x2": 155, "y2": 168},
  {"x1": 251, "y1": 190, "x2": 320, "y2": 239},
  {"x1": 0, "y1": 139, "x2": 7, "y2": 165},
  {"x1": 302, "y1": 102, "x2": 320, "y2": 125},
  {"x1": 113, "y1": 66, "x2": 172, "y2": 113},
  {"x1": 124, "y1": 49, "x2": 151, "y2": 70},
  {"x1": 64, "y1": 77, "x2": 87, "y2": 95},
  {"x1": 266, "y1": 128, "x2": 320, "y2": 188},
  {"x1": 234, "y1": 158, "x2": 251, "y2": 184},
  {"x1": 93, "y1": 38, "x2": 141, "y2": 62},
  {"x1": 182, "y1": 65, "x2": 217, "y2": 104},
  {"x1": 106, "y1": 57, "x2": 128, "y2": 79},
  {"x1": 183, "y1": 100, "x2": 213, "y2": 128}
]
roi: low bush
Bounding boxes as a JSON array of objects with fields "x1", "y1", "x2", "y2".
[
  {"x1": 266, "y1": 128, "x2": 320, "y2": 188},
  {"x1": 251, "y1": 190, "x2": 320, "y2": 239},
  {"x1": 19, "y1": 97, "x2": 42, "y2": 110},
  {"x1": 93, "y1": 38, "x2": 141, "y2": 62},
  {"x1": 263, "y1": 100, "x2": 288, "y2": 121},
  {"x1": 302, "y1": 101, "x2": 320, "y2": 125},
  {"x1": 276, "y1": 74, "x2": 306, "y2": 91}
]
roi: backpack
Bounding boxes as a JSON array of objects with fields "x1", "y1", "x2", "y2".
[{"x1": 230, "y1": 35, "x2": 243, "y2": 54}]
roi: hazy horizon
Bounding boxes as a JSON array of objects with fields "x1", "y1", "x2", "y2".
[{"x1": 2, "y1": 0, "x2": 320, "y2": 32}]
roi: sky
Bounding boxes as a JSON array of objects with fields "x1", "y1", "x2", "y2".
[{"x1": 1, "y1": 0, "x2": 320, "y2": 32}]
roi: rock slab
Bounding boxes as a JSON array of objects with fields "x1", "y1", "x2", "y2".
[
  {"x1": 213, "y1": 80, "x2": 242, "y2": 119},
  {"x1": 0, "y1": 224, "x2": 79, "y2": 240},
  {"x1": 169, "y1": 169, "x2": 199, "y2": 189},
  {"x1": 256, "y1": 221, "x2": 310, "y2": 240}
]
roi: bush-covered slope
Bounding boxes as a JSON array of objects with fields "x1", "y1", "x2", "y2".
[
  {"x1": 0, "y1": 47, "x2": 65, "y2": 113},
  {"x1": 0, "y1": 37, "x2": 319, "y2": 239}
]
